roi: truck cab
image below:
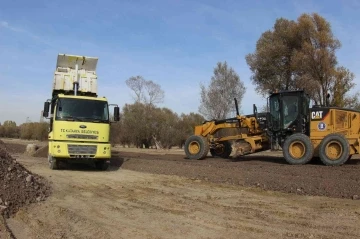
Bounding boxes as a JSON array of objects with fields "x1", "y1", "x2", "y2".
[{"x1": 42, "y1": 54, "x2": 120, "y2": 170}]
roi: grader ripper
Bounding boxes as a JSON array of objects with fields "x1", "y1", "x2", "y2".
[{"x1": 184, "y1": 90, "x2": 360, "y2": 166}]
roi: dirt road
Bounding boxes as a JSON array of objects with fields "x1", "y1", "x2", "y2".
[{"x1": 2, "y1": 139, "x2": 360, "y2": 238}]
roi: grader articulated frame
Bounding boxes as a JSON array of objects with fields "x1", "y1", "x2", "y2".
[
  {"x1": 185, "y1": 89, "x2": 360, "y2": 166},
  {"x1": 184, "y1": 99, "x2": 270, "y2": 160}
]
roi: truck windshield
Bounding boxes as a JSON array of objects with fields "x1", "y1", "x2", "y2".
[{"x1": 55, "y1": 98, "x2": 109, "y2": 122}]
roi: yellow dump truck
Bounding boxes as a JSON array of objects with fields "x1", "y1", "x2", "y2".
[{"x1": 42, "y1": 54, "x2": 120, "y2": 170}]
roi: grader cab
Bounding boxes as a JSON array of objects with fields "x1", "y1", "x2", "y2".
[{"x1": 185, "y1": 89, "x2": 360, "y2": 166}]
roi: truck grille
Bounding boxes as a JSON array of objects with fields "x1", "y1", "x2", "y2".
[
  {"x1": 67, "y1": 145, "x2": 97, "y2": 155},
  {"x1": 66, "y1": 134, "x2": 98, "y2": 140}
]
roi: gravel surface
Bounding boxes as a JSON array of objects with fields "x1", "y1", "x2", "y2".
[
  {"x1": 112, "y1": 150, "x2": 360, "y2": 200},
  {"x1": 4, "y1": 140, "x2": 360, "y2": 201},
  {"x1": 3, "y1": 143, "x2": 27, "y2": 155},
  {"x1": 0, "y1": 140, "x2": 51, "y2": 218},
  {"x1": 32, "y1": 145, "x2": 48, "y2": 158}
]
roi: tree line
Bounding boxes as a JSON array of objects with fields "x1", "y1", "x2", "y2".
[
  {"x1": 0, "y1": 120, "x2": 49, "y2": 141},
  {"x1": 1, "y1": 12, "x2": 358, "y2": 148}
]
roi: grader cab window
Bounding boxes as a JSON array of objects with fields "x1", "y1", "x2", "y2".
[
  {"x1": 283, "y1": 96, "x2": 299, "y2": 128},
  {"x1": 269, "y1": 93, "x2": 301, "y2": 130},
  {"x1": 269, "y1": 95, "x2": 281, "y2": 130}
]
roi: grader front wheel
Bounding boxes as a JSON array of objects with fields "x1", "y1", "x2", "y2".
[
  {"x1": 282, "y1": 133, "x2": 314, "y2": 165},
  {"x1": 184, "y1": 135, "x2": 210, "y2": 160}
]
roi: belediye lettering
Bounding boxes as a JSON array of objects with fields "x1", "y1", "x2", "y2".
[{"x1": 60, "y1": 129, "x2": 99, "y2": 134}]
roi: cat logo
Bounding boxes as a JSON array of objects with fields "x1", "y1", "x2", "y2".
[{"x1": 311, "y1": 111, "x2": 324, "y2": 120}]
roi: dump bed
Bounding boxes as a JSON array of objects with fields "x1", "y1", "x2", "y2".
[{"x1": 53, "y1": 54, "x2": 98, "y2": 96}]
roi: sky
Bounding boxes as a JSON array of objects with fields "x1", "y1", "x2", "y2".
[{"x1": 1, "y1": 0, "x2": 360, "y2": 125}]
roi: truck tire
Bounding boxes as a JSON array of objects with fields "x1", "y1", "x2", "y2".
[
  {"x1": 318, "y1": 133, "x2": 350, "y2": 166},
  {"x1": 184, "y1": 135, "x2": 209, "y2": 160},
  {"x1": 48, "y1": 155, "x2": 59, "y2": 170},
  {"x1": 210, "y1": 141, "x2": 232, "y2": 158},
  {"x1": 95, "y1": 161, "x2": 109, "y2": 171},
  {"x1": 282, "y1": 133, "x2": 314, "y2": 165}
]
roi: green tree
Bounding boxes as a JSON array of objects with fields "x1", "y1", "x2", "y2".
[
  {"x1": 329, "y1": 66, "x2": 355, "y2": 108},
  {"x1": 19, "y1": 122, "x2": 49, "y2": 141},
  {"x1": 292, "y1": 13, "x2": 341, "y2": 105},
  {"x1": 245, "y1": 18, "x2": 301, "y2": 96},
  {"x1": 246, "y1": 12, "x2": 358, "y2": 108},
  {"x1": 120, "y1": 102, "x2": 156, "y2": 148},
  {"x1": 152, "y1": 107, "x2": 180, "y2": 149},
  {"x1": 2, "y1": 120, "x2": 18, "y2": 138},
  {"x1": 177, "y1": 112, "x2": 205, "y2": 147},
  {"x1": 199, "y1": 61, "x2": 246, "y2": 120}
]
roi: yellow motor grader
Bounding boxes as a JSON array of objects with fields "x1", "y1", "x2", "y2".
[
  {"x1": 184, "y1": 98, "x2": 270, "y2": 160},
  {"x1": 184, "y1": 90, "x2": 360, "y2": 166}
]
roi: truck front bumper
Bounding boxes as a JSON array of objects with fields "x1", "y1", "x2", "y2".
[{"x1": 49, "y1": 141, "x2": 111, "y2": 159}]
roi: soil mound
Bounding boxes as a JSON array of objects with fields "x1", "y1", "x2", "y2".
[
  {"x1": 32, "y1": 145, "x2": 49, "y2": 158},
  {"x1": 0, "y1": 147, "x2": 51, "y2": 218},
  {"x1": 24, "y1": 144, "x2": 39, "y2": 156},
  {"x1": 0, "y1": 140, "x2": 6, "y2": 150},
  {"x1": 5, "y1": 143, "x2": 27, "y2": 154}
]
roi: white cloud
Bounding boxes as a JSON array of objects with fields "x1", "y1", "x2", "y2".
[
  {"x1": 0, "y1": 20, "x2": 54, "y2": 47},
  {"x1": 0, "y1": 21, "x2": 9, "y2": 27}
]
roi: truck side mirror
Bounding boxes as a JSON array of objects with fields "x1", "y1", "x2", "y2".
[
  {"x1": 43, "y1": 102, "x2": 50, "y2": 118},
  {"x1": 114, "y1": 106, "x2": 120, "y2": 121}
]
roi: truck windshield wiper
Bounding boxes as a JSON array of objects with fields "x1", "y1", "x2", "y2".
[
  {"x1": 79, "y1": 117, "x2": 107, "y2": 123},
  {"x1": 63, "y1": 116, "x2": 83, "y2": 122}
]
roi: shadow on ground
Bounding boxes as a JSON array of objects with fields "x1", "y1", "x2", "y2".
[
  {"x1": 229, "y1": 155, "x2": 287, "y2": 164},
  {"x1": 228, "y1": 155, "x2": 360, "y2": 166},
  {"x1": 54, "y1": 151, "x2": 125, "y2": 172}
]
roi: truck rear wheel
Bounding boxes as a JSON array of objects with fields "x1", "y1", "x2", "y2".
[
  {"x1": 282, "y1": 133, "x2": 314, "y2": 165},
  {"x1": 184, "y1": 135, "x2": 209, "y2": 160},
  {"x1": 319, "y1": 133, "x2": 350, "y2": 166}
]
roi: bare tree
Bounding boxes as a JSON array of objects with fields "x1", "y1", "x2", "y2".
[
  {"x1": 125, "y1": 76, "x2": 146, "y2": 103},
  {"x1": 199, "y1": 61, "x2": 246, "y2": 120},
  {"x1": 126, "y1": 76, "x2": 164, "y2": 105},
  {"x1": 144, "y1": 80, "x2": 165, "y2": 105}
]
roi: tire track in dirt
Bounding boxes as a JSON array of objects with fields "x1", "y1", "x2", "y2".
[
  {"x1": 114, "y1": 150, "x2": 360, "y2": 200},
  {"x1": 4, "y1": 145, "x2": 360, "y2": 239},
  {"x1": 4, "y1": 140, "x2": 360, "y2": 200}
]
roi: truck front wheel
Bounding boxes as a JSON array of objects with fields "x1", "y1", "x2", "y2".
[
  {"x1": 95, "y1": 160, "x2": 109, "y2": 171},
  {"x1": 48, "y1": 155, "x2": 59, "y2": 170}
]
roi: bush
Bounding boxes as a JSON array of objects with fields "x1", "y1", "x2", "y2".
[
  {"x1": 19, "y1": 122, "x2": 49, "y2": 141},
  {"x1": 0, "y1": 120, "x2": 49, "y2": 141}
]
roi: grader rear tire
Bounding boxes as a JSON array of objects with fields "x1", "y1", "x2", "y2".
[
  {"x1": 319, "y1": 133, "x2": 350, "y2": 166},
  {"x1": 184, "y1": 135, "x2": 209, "y2": 160},
  {"x1": 282, "y1": 133, "x2": 314, "y2": 165}
]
